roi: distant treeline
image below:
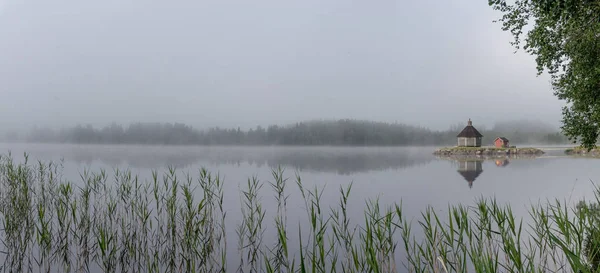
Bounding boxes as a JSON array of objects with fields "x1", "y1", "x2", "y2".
[{"x1": 5, "y1": 119, "x2": 569, "y2": 146}]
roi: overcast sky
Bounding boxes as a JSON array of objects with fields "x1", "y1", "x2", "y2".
[{"x1": 0, "y1": 0, "x2": 564, "y2": 131}]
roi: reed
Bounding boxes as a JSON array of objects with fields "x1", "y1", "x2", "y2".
[{"x1": 0, "y1": 152, "x2": 598, "y2": 272}]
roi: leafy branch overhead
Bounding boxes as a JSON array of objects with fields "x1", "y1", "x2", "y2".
[{"x1": 488, "y1": 0, "x2": 600, "y2": 149}]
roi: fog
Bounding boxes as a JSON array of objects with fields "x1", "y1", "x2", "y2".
[{"x1": 0, "y1": 0, "x2": 564, "y2": 132}]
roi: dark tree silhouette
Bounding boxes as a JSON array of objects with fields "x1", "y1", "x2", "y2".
[{"x1": 17, "y1": 119, "x2": 568, "y2": 146}]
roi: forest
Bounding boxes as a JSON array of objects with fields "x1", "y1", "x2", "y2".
[{"x1": 5, "y1": 119, "x2": 569, "y2": 146}]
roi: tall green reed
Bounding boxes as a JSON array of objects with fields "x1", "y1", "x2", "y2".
[
  {"x1": 238, "y1": 175, "x2": 265, "y2": 273},
  {"x1": 0, "y1": 152, "x2": 599, "y2": 273}
]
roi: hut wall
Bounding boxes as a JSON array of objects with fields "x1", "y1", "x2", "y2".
[
  {"x1": 457, "y1": 137, "x2": 481, "y2": 147},
  {"x1": 458, "y1": 161, "x2": 480, "y2": 171}
]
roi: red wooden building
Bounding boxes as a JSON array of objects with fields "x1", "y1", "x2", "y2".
[{"x1": 494, "y1": 137, "x2": 510, "y2": 148}]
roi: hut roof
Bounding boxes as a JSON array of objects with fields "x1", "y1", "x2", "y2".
[
  {"x1": 456, "y1": 119, "x2": 483, "y2": 138},
  {"x1": 457, "y1": 169, "x2": 483, "y2": 188},
  {"x1": 457, "y1": 170, "x2": 482, "y2": 181},
  {"x1": 495, "y1": 137, "x2": 509, "y2": 142}
]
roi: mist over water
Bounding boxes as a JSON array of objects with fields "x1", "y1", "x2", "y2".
[
  {"x1": 0, "y1": 143, "x2": 594, "y2": 218},
  {"x1": 0, "y1": 0, "x2": 590, "y2": 270},
  {"x1": 0, "y1": 0, "x2": 563, "y2": 132},
  {"x1": 0, "y1": 142, "x2": 595, "y2": 271}
]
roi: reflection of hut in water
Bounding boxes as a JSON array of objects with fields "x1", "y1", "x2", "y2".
[
  {"x1": 457, "y1": 160, "x2": 483, "y2": 188},
  {"x1": 495, "y1": 159, "x2": 510, "y2": 167}
]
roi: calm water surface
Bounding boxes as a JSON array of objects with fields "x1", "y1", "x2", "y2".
[
  {"x1": 0, "y1": 143, "x2": 597, "y2": 270},
  {"x1": 1, "y1": 143, "x2": 596, "y2": 219}
]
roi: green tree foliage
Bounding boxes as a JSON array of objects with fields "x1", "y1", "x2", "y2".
[{"x1": 488, "y1": 0, "x2": 600, "y2": 149}]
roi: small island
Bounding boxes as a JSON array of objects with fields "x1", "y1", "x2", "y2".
[
  {"x1": 433, "y1": 119, "x2": 545, "y2": 156},
  {"x1": 433, "y1": 146, "x2": 545, "y2": 156},
  {"x1": 564, "y1": 146, "x2": 600, "y2": 157}
]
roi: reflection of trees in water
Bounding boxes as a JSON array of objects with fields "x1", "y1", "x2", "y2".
[
  {"x1": 1, "y1": 144, "x2": 434, "y2": 175},
  {"x1": 258, "y1": 151, "x2": 433, "y2": 175}
]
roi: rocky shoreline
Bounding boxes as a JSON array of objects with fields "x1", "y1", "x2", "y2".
[
  {"x1": 564, "y1": 147, "x2": 600, "y2": 157},
  {"x1": 433, "y1": 147, "x2": 545, "y2": 156},
  {"x1": 434, "y1": 154, "x2": 542, "y2": 161}
]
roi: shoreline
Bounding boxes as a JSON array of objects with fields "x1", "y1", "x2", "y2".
[
  {"x1": 433, "y1": 146, "x2": 545, "y2": 156},
  {"x1": 564, "y1": 146, "x2": 600, "y2": 157}
]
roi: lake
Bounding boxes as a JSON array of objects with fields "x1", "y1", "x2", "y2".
[
  {"x1": 0, "y1": 143, "x2": 597, "y2": 271},
  {"x1": 0, "y1": 143, "x2": 595, "y2": 211}
]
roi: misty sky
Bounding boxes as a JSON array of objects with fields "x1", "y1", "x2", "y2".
[{"x1": 0, "y1": 0, "x2": 564, "y2": 131}]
